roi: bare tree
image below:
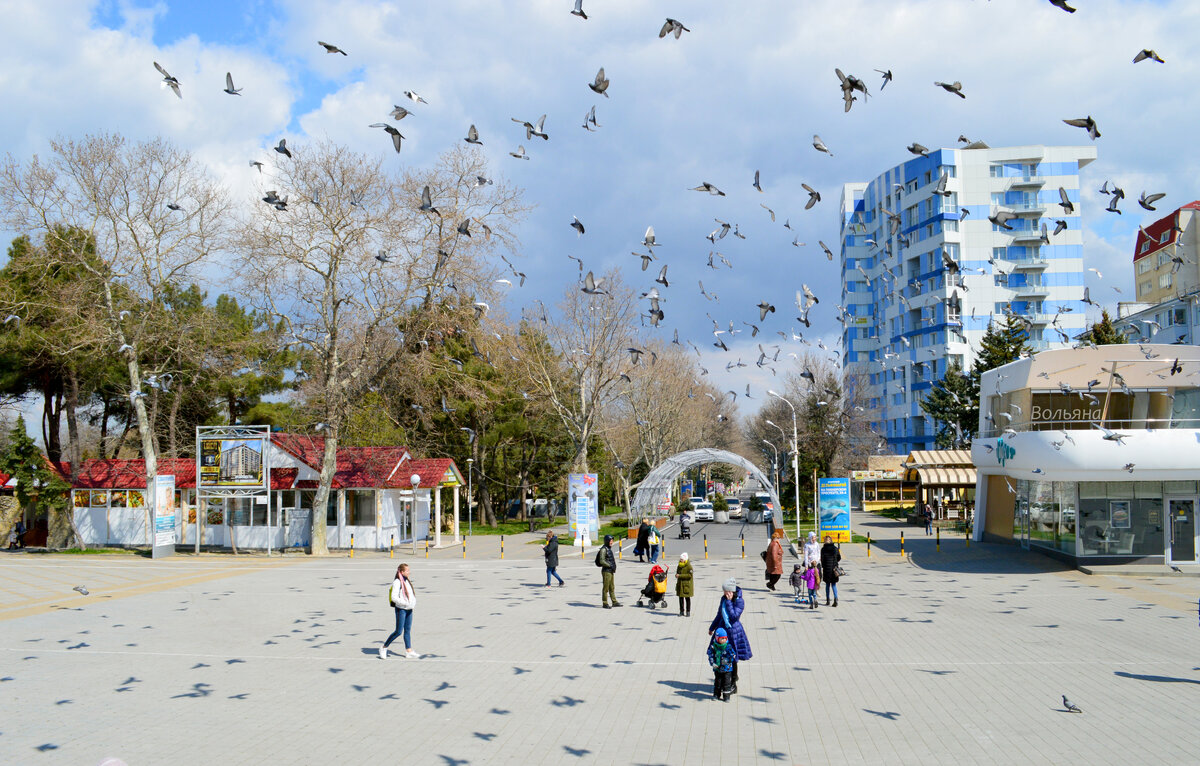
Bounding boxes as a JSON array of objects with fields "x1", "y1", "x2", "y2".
[
  {"x1": 1, "y1": 134, "x2": 230, "y2": 543},
  {"x1": 236, "y1": 141, "x2": 524, "y2": 554},
  {"x1": 518, "y1": 270, "x2": 639, "y2": 474}
]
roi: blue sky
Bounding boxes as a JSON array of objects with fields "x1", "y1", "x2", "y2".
[{"x1": 3, "y1": 0, "x2": 1199, "y2": 433}]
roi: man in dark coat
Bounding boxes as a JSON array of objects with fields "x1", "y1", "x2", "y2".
[
  {"x1": 543, "y1": 531, "x2": 564, "y2": 587},
  {"x1": 635, "y1": 518, "x2": 652, "y2": 562},
  {"x1": 597, "y1": 535, "x2": 621, "y2": 608}
]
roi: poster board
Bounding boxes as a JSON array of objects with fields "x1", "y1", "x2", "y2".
[
  {"x1": 818, "y1": 478, "x2": 852, "y2": 544},
  {"x1": 198, "y1": 437, "x2": 266, "y2": 490},
  {"x1": 567, "y1": 473, "x2": 600, "y2": 546},
  {"x1": 151, "y1": 474, "x2": 176, "y2": 558}
]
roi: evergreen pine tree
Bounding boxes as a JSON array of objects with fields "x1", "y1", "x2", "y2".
[
  {"x1": 1079, "y1": 309, "x2": 1126, "y2": 345},
  {"x1": 919, "y1": 364, "x2": 977, "y2": 447}
]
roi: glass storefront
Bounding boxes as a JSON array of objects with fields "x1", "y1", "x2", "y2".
[{"x1": 1017, "y1": 479, "x2": 1169, "y2": 557}]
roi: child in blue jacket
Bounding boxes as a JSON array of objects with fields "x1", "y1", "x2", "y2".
[{"x1": 707, "y1": 628, "x2": 735, "y2": 701}]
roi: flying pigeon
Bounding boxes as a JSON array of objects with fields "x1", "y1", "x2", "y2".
[
  {"x1": 876, "y1": 69, "x2": 893, "y2": 89},
  {"x1": 589, "y1": 67, "x2": 610, "y2": 97},
  {"x1": 570, "y1": 216, "x2": 585, "y2": 236},
  {"x1": 752, "y1": 170, "x2": 762, "y2": 192},
  {"x1": 512, "y1": 115, "x2": 549, "y2": 141},
  {"x1": 813, "y1": 135, "x2": 833, "y2": 157},
  {"x1": 1063, "y1": 116, "x2": 1101, "y2": 140},
  {"x1": 571, "y1": 0, "x2": 587, "y2": 19},
  {"x1": 318, "y1": 41, "x2": 348, "y2": 55},
  {"x1": 1133, "y1": 49, "x2": 1165, "y2": 64},
  {"x1": 659, "y1": 18, "x2": 690, "y2": 39},
  {"x1": 1138, "y1": 191, "x2": 1165, "y2": 211},
  {"x1": 1047, "y1": 0, "x2": 1076, "y2": 11},
  {"x1": 509, "y1": 145, "x2": 529, "y2": 160},
  {"x1": 223, "y1": 72, "x2": 242, "y2": 95},
  {"x1": 802, "y1": 184, "x2": 821, "y2": 209},
  {"x1": 419, "y1": 185, "x2": 439, "y2": 215},
  {"x1": 153, "y1": 62, "x2": 181, "y2": 99},
  {"x1": 274, "y1": 139, "x2": 292, "y2": 158},
  {"x1": 368, "y1": 123, "x2": 404, "y2": 153},
  {"x1": 581, "y1": 271, "x2": 606, "y2": 295},
  {"x1": 404, "y1": 90, "x2": 428, "y2": 104},
  {"x1": 691, "y1": 182, "x2": 725, "y2": 196},
  {"x1": 464, "y1": 125, "x2": 482, "y2": 145},
  {"x1": 934, "y1": 80, "x2": 965, "y2": 98},
  {"x1": 390, "y1": 105, "x2": 411, "y2": 120}
]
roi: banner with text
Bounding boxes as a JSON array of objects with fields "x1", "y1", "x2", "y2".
[
  {"x1": 818, "y1": 478, "x2": 852, "y2": 544},
  {"x1": 567, "y1": 473, "x2": 600, "y2": 545}
]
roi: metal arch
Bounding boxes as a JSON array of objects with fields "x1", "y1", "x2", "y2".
[{"x1": 631, "y1": 448, "x2": 779, "y2": 515}]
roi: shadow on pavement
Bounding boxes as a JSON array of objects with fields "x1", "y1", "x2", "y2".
[
  {"x1": 1115, "y1": 670, "x2": 1200, "y2": 685},
  {"x1": 657, "y1": 679, "x2": 712, "y2": 701}
]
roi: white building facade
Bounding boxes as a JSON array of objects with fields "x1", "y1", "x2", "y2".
[
  {"x1": 841, "y1": 145, "x2": 1097, "y2": 453},
  {"x1": 971, "y1": 344, "x2": 1200, "y2": 569}
]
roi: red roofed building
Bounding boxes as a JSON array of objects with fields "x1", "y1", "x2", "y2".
[
  {"x1": 70, "y1": 434, "x2": 463, "y2": 551},
  {"x1": 1132, "y1": 201, "x2": 1200, "y2": 305}
]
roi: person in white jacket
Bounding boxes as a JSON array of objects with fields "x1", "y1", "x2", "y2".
[
  {"x1": 803, "y1": 531, "x2": 821, "y2": 568},
  {"x1": 380, "y1": 563, "x2": 420, "y2": 659}
]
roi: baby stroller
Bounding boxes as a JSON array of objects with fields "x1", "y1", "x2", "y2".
[
  {"x1": 637, "y1": 564, "x2": 670, "y2": 609},
  {"x1": 678, "y1": 513, "x2": 692, "y2": 539}
]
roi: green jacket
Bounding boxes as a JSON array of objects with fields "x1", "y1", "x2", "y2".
[{"x1": 674, "y1": 559, "x2": 694, "y2": 597}]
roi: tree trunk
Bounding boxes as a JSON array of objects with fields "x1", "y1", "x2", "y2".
[
  {"x1": 228, "y1": 511, "x2": 239, "y2": 555},
  {"x1": 127, "y1": 357, "x2": 158, "y2": 547},
  {"x1": 62, "y1": 368, "x2": 86, "y2": 549},
  {"x1": 478, "y1": 441, "x2": 496, "y2": 527},
  {"x1": 167, "y1": 389, "x2": 181, "y2": 458},
  {"x1": 41, "y1": 385, "x2": 63, "y2": 464},
  {"x1": 310, "y1": 433, "x2": 337, "y2": 555},
  {"x1": 98, "y1": 392, "x2": 111, "y2": 460}
]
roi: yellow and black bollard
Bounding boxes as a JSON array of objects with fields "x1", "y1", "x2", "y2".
[
  {"x1": 704, "y1": 534, "x2": 708, "y2": 560},
  {"x1": 500, "y1": 535, "x2": 504, "y2": 560},
  {"x1": 965, "y1": 522, "x2": 970, "y2": 548},
  {"x1": 900, "y1": 531, "x2": 905, "y2": 558},
  {"x1": 618, "y1": 540, "x2": 622, "y2": 560},
  {"x1": 350, "y1": 533, "x2": 354, "y2": 558},
  {"x1": 425, "y1": 537, "x2": 429, "y2": 559},
  {"x1": 741, "y1": 534, "x2": 745, "y2": 559},
  {"x1": 936, "y1": 526, "x2": 941, "y2": 552},
  {"x1": 462, "y1": 539, "x2": 466, "y2": 559},
  {"x1": 867, "y1": 532, "x2": 871, "y2": 558},
  {"x1": 389, "y1": 533, "x2": 394, "y2": 559}
]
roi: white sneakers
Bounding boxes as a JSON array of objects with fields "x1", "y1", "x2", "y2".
[{"x1": 380, "y1": 644, "x2": 420, "y2": 659}]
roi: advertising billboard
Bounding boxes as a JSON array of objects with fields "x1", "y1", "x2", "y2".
[
  {"x1": 818, "y1": 478, "x2": 852, "y2": 544},
  {"x1": 567, "y1": 473, "x2": 600, "y2": 545},
  {"x1": 198, "y1": 437, "x2": 266, "y2": 489},
  {"x1": 152, "y1": 474, "x2": 176, "y2": 558}
]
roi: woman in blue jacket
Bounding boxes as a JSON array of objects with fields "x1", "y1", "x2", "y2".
[{"x1": 707, "y1": 577, "x2": 752, "y2": 694}]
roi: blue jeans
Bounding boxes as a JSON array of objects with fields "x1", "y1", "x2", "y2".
[
  {"x1": 825, "y1": 582, "x2": 838, "y2": 601},
  {"x1": 649, "y1": 545, "x2": 660, "y2": 563},
  {"x1": 384, "y1": 608, "x2": 413, "y2": 650},
  {"x1": 546, "y1": 566, "x2": 564, "y2": 585}
]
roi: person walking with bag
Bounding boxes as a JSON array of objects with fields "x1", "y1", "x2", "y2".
[
  {"x1": 675, "y1": 551, "x2": 694, "y2": 616},
  {"x1": 543, "y1": 531, "x2": 564, "y2": 587},
  {"x1": 707, "y1": 577, "x2": 752, "y2": 694},
  {"x1": 820, "y1": 534, "x2": 841, "y2": 607},
  {"x1": 380, "y1": 563, "x2": 420, "y2": 659}
]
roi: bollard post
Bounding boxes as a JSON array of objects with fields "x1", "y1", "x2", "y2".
[
  {"x1": 965, "y1": 522, "x2": 970, "y2": 548},
  {"x1": 582, "y1": 541, "x2": 585, "y2": 559},
  {"x1": 462, "y1": 539, "x2": 466, "y2": 559},
  {"x1": 425, "y1": 537, "x2": 429, "y2": 559},
  {"x1": 350, "y1": 533, "x2": 354, "y2": 558},
  {"x1": 704, "y1": 534, "x2": 708, "y2": 560},
  {"x1": 900, "y1": 531, "x2": 905, "y2": 558},
  {"x1": 390, "y1": 533, "x2": 394, "y2": 559},
  {"x1": 500, "y1": 535, "x2": 504, "y2": 560},
  {"x1": 619, "y1": 542, "x2": 622, "y2": 561},
  {"x1": 937, "y1": 526, "x2": 940, "y2": 552},
  {"x1": 741, "y1": 534, "x2": 745, "y2": 560},
  {"x1": 867, "y1": 532, "x2": 871, "y2": 558}
]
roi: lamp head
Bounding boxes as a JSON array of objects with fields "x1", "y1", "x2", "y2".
[
  {"x1": 767, "y1": 389, "x2": 780, "y2": 397},
  {"x1": 410, "y1": 473, "x2": 421, "y2": 488}
]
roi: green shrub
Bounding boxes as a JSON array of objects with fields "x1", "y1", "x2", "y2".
[{"x1": 711, "y1": 494, "x2": 728, "y2": 513}]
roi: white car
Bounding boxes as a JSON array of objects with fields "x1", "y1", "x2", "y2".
[{"x1": 691, "y1": 501, "x2": 714, "y2": 521}]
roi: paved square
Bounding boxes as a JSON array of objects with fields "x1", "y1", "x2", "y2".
[{"x1": 1, "y1": 517, "x2": 1197, "y2": 765}]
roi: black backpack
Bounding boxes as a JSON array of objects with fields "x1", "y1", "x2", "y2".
[{"x1": 594, "y1": 547, "x2": 606, "y2": 568}]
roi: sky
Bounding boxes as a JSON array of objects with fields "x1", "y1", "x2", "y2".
[{"x1": 2, "y1": 0, "x2": 1197, "y2": 427}]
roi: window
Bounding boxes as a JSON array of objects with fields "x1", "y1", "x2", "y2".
[
  {"x1": 1159, "y1": 251, "x2": 1172, "y2": 267},
  {"x1": 1160, "y1": 231, "x2": 1170, "y2": 243},
  {"x1": 994, "y1": 272, "x2": 1009, "y2": 287},
  {"x1": 1174, "y1": 307, "x2": 1187, "y2": 326},
  {"x1": 991, "y1": 192, "x2": 1005, "y2": 205},
  {"x1": 941, "y1": 165, "x2": 957, "y2": 178},
  {"x1": 346, "y1": 489, "x2": 376, "y2": 526},
  {"x1": 989, "y1": 164, "x2": 1002, "y2": 178},
  {"x1": 1138, "y1": 257, "x2": 1153, "y2": 274},
  {"x1": 993, "y1": 246, "x2": 1007, "y2": 260},
  {"x1": 1140, "y1": 241, "x2": 1150, "y2": 254},
  {"x1": 1159, "y1": 273, "x2": 1172, "y2": 289},
  {"x1": 924, "y1": 171, "x2": 932, "y2": 185},
  {"x1": 1139, "y1": 281, "x2": 1152, "y2": 296},
  {"x1": 944, "y1": 219, "x2": 958, "y2": 233}
]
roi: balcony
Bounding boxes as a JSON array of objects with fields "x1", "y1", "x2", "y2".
[
  {"x1": 1002, "y1": 203, "x2": 1047, "y2": 216},
  {"x1": 1011, "y1": 229, "x2": 1046, "y2": 244},
  {"x1": 1007, "y1": 176, "x2": 1046, "y2": 189},
  {"x1": 1009, "y1": 257, "x2": 1049, "y2": 270},
  {"x1": 1022, "y1": 313, "x2": 1054, "y2": 325},
  {"x1": 1013, "y1": 284, "x2": 1050, "y2": 297}
]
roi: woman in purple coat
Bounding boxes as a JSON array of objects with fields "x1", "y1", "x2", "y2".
[{"x1": 708, "y1": 577, "x2": 752, "y2": 694}]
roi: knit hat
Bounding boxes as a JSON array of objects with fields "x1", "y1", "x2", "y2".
[
  {"x1": 679, "y1": 551, "x2": 689, "y2": 562},
  {"x1": 794, "y1": 563, "x2": 802, "y2": 570},
  {"x1": 714, "y1": 628, "x2": 728, "y2": 638},
  {"x1": 721, "y1": 577, "x2": 737, "y2": 592},
  {"x1": 604, "y1": 534, "x2": 614, "y2": 543}
]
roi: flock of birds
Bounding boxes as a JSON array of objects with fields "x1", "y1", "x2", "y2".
[{"x1": 137, "y1": 2, "x2": 1177, "y2": 436}]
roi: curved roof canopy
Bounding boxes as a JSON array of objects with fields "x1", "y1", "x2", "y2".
[{"x1": 632, "y1": 448, "x2": 779, "y2": 514}]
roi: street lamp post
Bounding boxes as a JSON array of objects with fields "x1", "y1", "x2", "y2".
[
  {"x1": 761, "y1": 439, "x2": 778, "y2": 500},
  {"x1": 466, "y1": 458, "x2": 474, "y2": 538},
  {"x1": 410, "y1": 473, "x2": 421, "y2": 555},
  {"x1": 768, "y1": 390, "x2": 802, "y2": 541},
  {"x1": 764, "y1": 420, "x2": 788, "y2": 499}
]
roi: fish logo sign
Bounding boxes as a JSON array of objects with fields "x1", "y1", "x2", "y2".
[{"x1": 996, "y1": 438, "x2": 1016, "y2": 467}]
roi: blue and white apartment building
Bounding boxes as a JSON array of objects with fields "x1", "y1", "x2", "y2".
[{"x1": 841, "y1": 144, "x2": 1097, "y2": 453}]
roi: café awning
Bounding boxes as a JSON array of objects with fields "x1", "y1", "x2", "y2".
[{"x1": 911, "y1": 466, "x2": 976, "y2": 486}]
